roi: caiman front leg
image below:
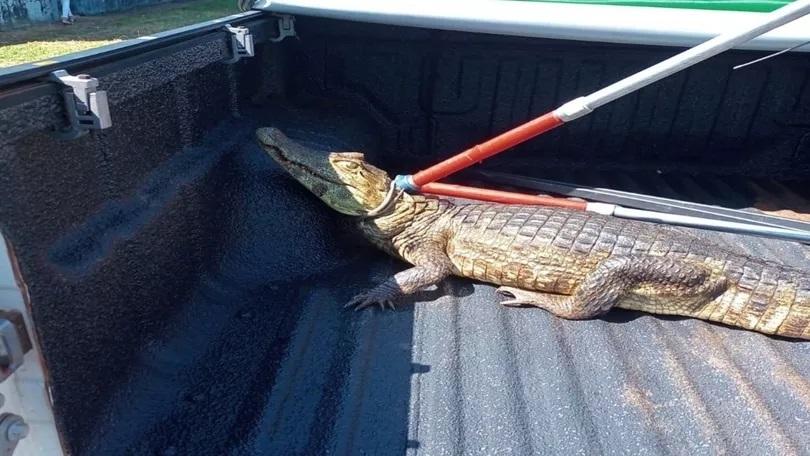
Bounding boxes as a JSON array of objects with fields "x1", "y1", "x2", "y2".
[
  {"x1": 497, "y1": 255, "x2": 729, "y2": 319},
  {"x1": 346, "y1": 243, "x2": 454, "y2": 311}
]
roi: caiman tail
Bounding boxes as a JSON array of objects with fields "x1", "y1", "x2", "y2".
[{"x1": 698, "y1": 261, "x2": 810, "y2": 339}]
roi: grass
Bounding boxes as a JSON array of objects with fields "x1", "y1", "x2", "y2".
[{"x1": 0, "y1": 0, "x2": 238, "y2": 68}]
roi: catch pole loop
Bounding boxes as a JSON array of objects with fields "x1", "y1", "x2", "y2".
[{"x1": 363, "y1": 181, "x2": 404, "y2": 218}]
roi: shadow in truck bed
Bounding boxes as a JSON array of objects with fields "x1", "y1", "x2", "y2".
[
  {"x1": 2, "y1": 15, "x2": 810, "y2": 455},
  {"x1": 63, "y1": 114, "x2": 428, "y2": 455}
]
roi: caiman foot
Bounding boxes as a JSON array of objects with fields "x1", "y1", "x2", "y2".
[
  {"x1": 496, "y1": 286, "x2": 601, "y2": 319},
  {"x1": 344, "y1": 260, "x2": 454, "y2": 312},
  {"x1": 496, "y1": 286, "x2": 566, "y2": 309},
  {"x1": 345, "y1": 290, "x2": 397, "y2": 311}
]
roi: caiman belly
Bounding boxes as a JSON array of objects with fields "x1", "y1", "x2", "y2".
[{"x1": 446, "y1": 237, "x2": 603, "y2": 294}]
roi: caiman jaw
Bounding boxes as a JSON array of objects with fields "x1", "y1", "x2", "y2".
[
  {"x1": 261, "y1": 138, "x2": 350, "y2": 192},
  {"x1": 256, "y1": 127, "x2": 390, "y2": 216}
]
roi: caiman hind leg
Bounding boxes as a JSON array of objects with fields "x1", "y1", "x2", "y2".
[
  {"x1": 496, "y1": 255, "x2": 729, "y2": 320},
  {"x1": 346, "y1": 243, "x2": 454, "y2": 311}
]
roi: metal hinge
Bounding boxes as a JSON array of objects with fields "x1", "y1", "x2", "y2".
[
  {"x1": 223, "y1": 25, "x2": 255, "y2": 64},
  {"x1": 0, "y1": 314, "x2": 32, "y2": 454},
  {"x1": 0, "y1": 311, "x2": 31, "y2": 384},
  {"x1": 270, "y1": 15, "x2": 296, "y2": 43},
  {"x1": 49, "y1": 70, "x2": 112, "y2": 140},
  {"x1": 0, "y1": 411, "x2": 28, "y2": 456}
]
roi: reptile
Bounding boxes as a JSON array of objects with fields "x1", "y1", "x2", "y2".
[{"x1": 256, "y1": 127, "x2": 810, "y2": 340}]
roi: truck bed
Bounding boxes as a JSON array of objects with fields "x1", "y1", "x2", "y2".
[
  {"x1": 1, "y1": 13, "x2": 810, "y2": 455},
  {"x1": 80, "y1": 112, "x2": 810, "y2": 455}
]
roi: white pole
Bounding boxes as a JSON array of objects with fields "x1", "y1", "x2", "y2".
[
  {"x1": 554, "y1": 0, "x2": 810, "y2": 121},
  {"x1": 586, "y1": 203, "x2": 810, "y2": 244}
]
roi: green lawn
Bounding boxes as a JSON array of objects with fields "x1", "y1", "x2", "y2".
[{"x1": 0, "y1": 0, "x2": 238, "y2": 68}]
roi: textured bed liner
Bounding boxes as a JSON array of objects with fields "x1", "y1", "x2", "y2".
[
  {"x1": 75, "y1": 115, "x2": 810, "y2": 456},
  {"x1": 2, "y1": 15, "x2": 810, "y2": 455}
]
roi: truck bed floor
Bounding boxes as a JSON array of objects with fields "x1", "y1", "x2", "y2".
[{"x1": 83, "y1": 114, "x2": 810, "y2": 456}]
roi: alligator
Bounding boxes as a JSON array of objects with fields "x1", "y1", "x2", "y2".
[{"x1": 256, "y1": 127, "x2": 810, "y2": 340}]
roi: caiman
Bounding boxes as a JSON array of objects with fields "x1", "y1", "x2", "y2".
[{"x1": 256, "y1": 127, "x2": 810, "y2": 340}]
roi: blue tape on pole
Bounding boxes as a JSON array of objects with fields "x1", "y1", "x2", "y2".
[{"x1": 394, "y1": 174, "x2": 420, "y2": 192}]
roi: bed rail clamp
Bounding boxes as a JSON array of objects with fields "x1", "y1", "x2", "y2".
[
  {"x1": 270, "y1": 14, "x2": 296, "y2": 43},
  {"x1": 223, "y1": 24, "x2": 255, "y2": 63},
  {"x1": 49, "y1": 70, "x2": 112, "y2": 140}
]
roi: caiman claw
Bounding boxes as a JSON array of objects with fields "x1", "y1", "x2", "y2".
[
  {"x1": 496, "y1": 286, "x2": 549, "y2": 307},
  {"x1": 345, "y1": 292, "x2": 397, "y2": 311}
]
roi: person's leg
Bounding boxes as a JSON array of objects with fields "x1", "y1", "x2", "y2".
[{"x1": 61, "y1": 0, "x2": 72, "y2": 24}]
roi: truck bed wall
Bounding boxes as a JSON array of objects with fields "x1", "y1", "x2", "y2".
[{"x1": 1, "y1": 16, "x2": 809, "y2": 454}]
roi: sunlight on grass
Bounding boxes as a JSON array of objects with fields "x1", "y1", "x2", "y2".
[
  {"x1": 0, "y1": 40, "x2": 120, "y2": 66},
  {"x1": 0, "y1": 0, "x2": 237, "y2": 68}
]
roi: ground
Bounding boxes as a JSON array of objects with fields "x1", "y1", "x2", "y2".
[{"x1": 0, "y1": 0, "x2": 238, "y2": 68}]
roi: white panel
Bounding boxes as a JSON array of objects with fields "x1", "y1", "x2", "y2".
[
  {"x1": 0, "y1": 240, "x2": 63, "y2": 456},
  {"x1": 255, "y1": 0, "x2": 810, "y2": 52}
]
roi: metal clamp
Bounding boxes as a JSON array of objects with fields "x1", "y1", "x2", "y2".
[
  {"x1": 0, "y1": 311, "x2": 31, "y2": 384},
  {"x1": 223, "y1": 25, "x2": 255, "y2": 64},
  {"x1": 49, "y1": 70, "x2": 112, "y2": 140},
  {"x1": 270, "y1": 15, "x2": 296, "y2": 43},
  {"x1": 0, "y1": 413, "x2": 29, "y2": 456}
]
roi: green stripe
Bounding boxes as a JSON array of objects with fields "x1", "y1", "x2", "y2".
[{"x1": 518, "y1": 0, "x2": 792, "y2": 13}]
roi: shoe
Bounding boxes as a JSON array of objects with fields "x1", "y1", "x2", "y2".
[{"x1": 61, "y1": 17, "x2": 72, "y2": 25}]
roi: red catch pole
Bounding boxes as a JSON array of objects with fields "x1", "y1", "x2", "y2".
[
  {"x1": 394, "y1": 0, "x2": 810, "y2": 201},
  {"x1": 419, "y1": 182, "x2": 587, "y2": 210},
  {"x1": 410, "y1": 112, "x2": 563, "y2": 188}
]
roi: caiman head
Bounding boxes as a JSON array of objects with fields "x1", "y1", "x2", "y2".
[{"x1": 256, "y1": 127, "x2": 392, "y2": 216}]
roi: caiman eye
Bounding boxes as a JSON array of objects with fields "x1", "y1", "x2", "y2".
[{"x1": 344, "y1": 162, "x2": 360, "y2": 171}]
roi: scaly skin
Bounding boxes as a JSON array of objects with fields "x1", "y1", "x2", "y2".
[{"x1": 256, "y1": 127, "x2": 810, "y2": 340}]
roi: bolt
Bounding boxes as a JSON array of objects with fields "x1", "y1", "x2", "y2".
[{"x1": 6, "y1": 420, "x2": 29, "y2": 441}]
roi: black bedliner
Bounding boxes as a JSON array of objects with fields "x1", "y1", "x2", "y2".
[{"x1": 1, "y1": 15, "x2": 809, "y2": 455}]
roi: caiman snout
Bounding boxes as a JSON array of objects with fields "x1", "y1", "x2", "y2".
[
  {"x1": 256, "y1": 127, "x2": 288, "y2": 149},
  {"x1": 255, "y1": 127, "x2": 327, "y2": 171},
  {"x1": 255, "y1": 126, "x2": 380, "y2": 216}
]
